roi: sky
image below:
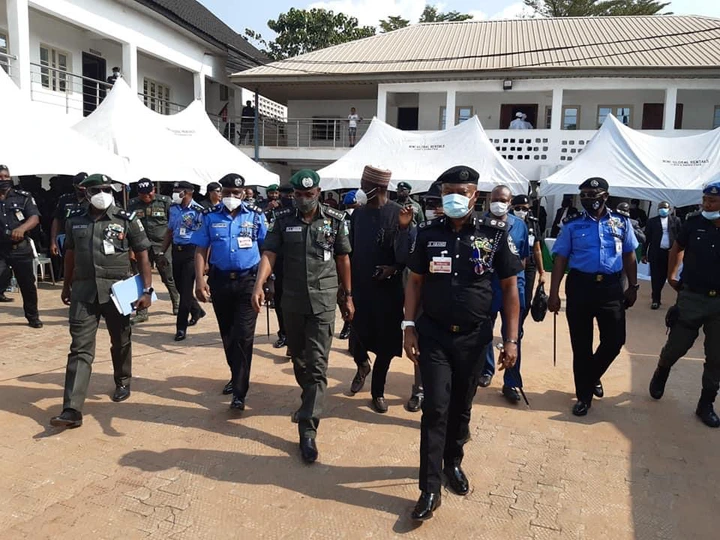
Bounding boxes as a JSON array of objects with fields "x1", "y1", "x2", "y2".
[{"x1": 198, "y1": 0, "x2": 720, "y2": 40}]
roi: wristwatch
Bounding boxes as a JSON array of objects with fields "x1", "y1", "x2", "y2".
[
  {"x1": 629, "y1": 283, "x2": 640, "y2": 291},
  {"x1": 142, "y1": 287, "x2": 154, "y2": 296},
  {"x1": 401, "y1": 320, "x2": 416, "y2": 331},
  {"x1": 504, "y1": 339, "x2": 519, "y2": 345},
  {"x1": 344, "y1": 290, "x2": 353, "y2": 297}
]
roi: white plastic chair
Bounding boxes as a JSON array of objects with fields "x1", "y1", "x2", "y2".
[{"x1": 29, "y1": 238, "x2": 55, "y2": 285}]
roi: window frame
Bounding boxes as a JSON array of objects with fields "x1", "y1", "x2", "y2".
[
  {"x1": 597, "y1": 105, "x2": 633, "y2": 128},
  {"x1": 713, "y1": 106, "x2": 720, "y2": 130},
  {"x1": 143, "y1": 77, "x2": 171, "y2": 115},
  {"x1": 562, "y1": 105, "x2": 581, "y2": 131},
  {"x1": 311, "y1": 116, "x2": 342, "y2": 141},
  {"x1": 39, "y1": 44, "x2": 71, "y2": 93},
  {"x1": 439, "y1": 105, "x2": 475, "y2": 129}
]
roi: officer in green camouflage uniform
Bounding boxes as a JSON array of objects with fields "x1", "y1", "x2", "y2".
[
  {"x1": 50, "y1": 174, "x2": 153, "y2": 429},
  {"x1": 252, "y1": 169, "x2": 353, "y2": 464},
  {"x1": 127, "y1": 178, "x2": 180, "y2": 323}
]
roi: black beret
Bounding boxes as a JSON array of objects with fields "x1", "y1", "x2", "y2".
[
  {"x1": 436, "y1": 166, "x2": 479, "y2": 185},
  {"x1": 218, "y1": 174, "x2": 245, "y2": 188},
  {"x1": 206, "y1": 182, "x2": 221, "y2": 192},
  {"x1": 579, "y1": 177, "x2": 609, "y2": 191},
  {"x1": 279, "y1": 184, "x2": 293, "y2": 194},
  {"x1": 136, "y1": 178, "x2": 154, "y2": 193},
  {"x1": 173, "y1": 181, "x2": 195, "y2": 191},
  {"x1": 422, "y1": 180, "x2": 442, "y2": 200},
  {"x1": 72, "y1": 172, "x2": 89, "y2": 186},
  {"x1": 512, "y1": 194, "x2": 529, "y2": 206},
  {"x1": 0, "y1": 164, "x2": 9, "y2": 173}
]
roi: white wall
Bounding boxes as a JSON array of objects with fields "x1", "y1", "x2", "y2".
[
  {"x1": 678, "y1": 89, "x2": 720, "y2": 129},
  {"x1": 137, "y1": 50, "x2": 193, "y2": 109}
]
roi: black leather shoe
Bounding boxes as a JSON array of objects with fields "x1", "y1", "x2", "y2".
[
  {"x1": 572, "y1": 400, "x2": 591, "y2": 416},
  {"x1": 174, "y1": 330, "x2": 186, "y2": 341},
  {"x1": 299, "y1": 437, "x2": 318, "y2": 463},
  {"x1": 406, "y1": 388, "x2": 423, "y2": 412},
  {"x1": 696, "y1": 402, "x2": 720, "y2": 428},
  {"x1": 230, "y1": 397, "x2": 245, "y2": 410},
  {"x1": 188, "y1": 309, "x2": 206, "y2": 326},
  {"x1": 478, "y1": 374, "x2": 493, "y2": 388},
  {"x1": 112, "y1": 385, "x2": 131, "y2": 402},
  {"x1": 651, "y1": 302, "x2": 660, "y2": 310},
  {"x1": 273, "y1": 335, "x2": 286, "y2": 348},
  {"x1": 28, "y1": 319, "x2": 44, "y2": 329},
  {"x1": 371, "y1": 396, "x2": 388, "y2": 413},
  {"x1": 339, "y1": 324, "x2": 351, "y2": 340},
  {"x1": 593, "y1": 381, "x2": 604, "y2": 398},
  {"x1": 502, "y1": 385, "x2": 521, "y2": 403},
  {"x1": 291, "y1": 410, "x2": 299, "y2": 424},
  {"x1": 222, "y1": 380, "x2": 233, "y2": 395},
  {"x1": 0, "y1": 293, "x2": 14, "y2": 302},
  {"x1": 350, "y1": 362, "x2": 371, "y2": 394},
  {"x1": 649, "y1": 367, "x2": 670, "y2": 400},
  {"x1": 411, "y1": 492, "x2": 441, "y2": 521},
  {"x1": 50, "y1": 408, "x2": 83, "y2": 428},
  {"x1": 443, "y1": 465, "x2": 470, "y2": 495}
]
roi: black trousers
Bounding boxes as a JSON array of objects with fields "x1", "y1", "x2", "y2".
[
  {"x1": 565, "y1": 272, "x2": 626, "y2": 404},
  {"x1": 209, "y1": 271, "x2": 259, "y2": 400},
  {"x1": 0, "y1": 249, "x2": 39, "y2": 321},
  {"x1": 416, "y1": 315, "x2": 490, "y2": 494},
  {"x1": 274, "y1": 262, "x2": 285, "y2": 337},
  {"x1": 353, "y1": 344, "x2": 393, "y2": 398},
  {"x1": 172, "y1": 246, "x2": 202, "y2": 332},
  {"x1": 649, "y1": 249, "x2": 670, "y2": 304}
]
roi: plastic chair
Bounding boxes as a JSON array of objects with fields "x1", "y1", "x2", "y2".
[{"x1": 29, "y1": 239, "x2": 55, "y2": 285}]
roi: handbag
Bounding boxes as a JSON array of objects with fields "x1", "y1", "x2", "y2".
[{"x1": 531, "y1": 282, "x2": 549, "y2": 322}]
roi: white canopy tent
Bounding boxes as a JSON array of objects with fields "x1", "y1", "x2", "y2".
[
  {"x1": 73, "y1": 79, "x2": 278, "y2": 190},
  {"x1": 540, "y1": 115, "x2": 720, "y2": 207},
  {"x1": 0, "y1": 67, "x2": 128, "y2": 180},
  {"x1": 317, "y1": 117, "x2": 529, "y2": 194}
]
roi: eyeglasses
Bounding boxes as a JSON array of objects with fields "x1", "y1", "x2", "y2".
[
  {"x1": 579, "y1": 191, "x2": 605, "y2": 200},
  {"x1": 87, "y1": 187, "x2": 114, "y2": 195}
]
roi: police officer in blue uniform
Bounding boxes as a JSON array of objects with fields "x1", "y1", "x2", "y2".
[
  {"x1": 549, "y1": 177, "x2": 639, "y2": 417},
  {"x1": 161, "y1": 181, "x2": 205, "y2": 341},
  {"x1": 194, "y1": 174, "x2": 267, "y2": 408},
  {"x1": 404, "y1": 166, "x2": 522, "y2": 521},
  {"x1": 201, "y1": 181, "x2": 223, "y2": 211}
]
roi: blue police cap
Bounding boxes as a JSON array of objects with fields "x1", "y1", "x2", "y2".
[
  {"x1": 704, "y1": 181, "x2": 720, "y2": 196},
  {"x1": 343, "y1": 190, "x2": 357, "y2": 205}
]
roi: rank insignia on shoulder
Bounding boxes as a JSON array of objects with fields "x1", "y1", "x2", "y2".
[
  {"x1": 14, "y1": 189, "x2": 31, "y2": 197},
  {"x1": 67, "y1": 208, "x2": 86, "y2": 218},
  {"x1": 482, "y1": 217, "x2": 506, "y2": 230},
  {"x1": 248, "y1": 204, "x2": 263, "y2": 214},
  {"x1": 419, "y1": 217, "x2": 442, "y2": 229},
  {"x1": 115, "y1": 210, "x2": 137, "y2": 221},
  {"x1": 275, "y1": 208, "x2": 294, "y2": 219},
  {"x1": 562, "y1": 213, "x2": 582, "y2": 225},
  {"x1": 323, "y1": 206, "x2": 346, "y2": 221}
]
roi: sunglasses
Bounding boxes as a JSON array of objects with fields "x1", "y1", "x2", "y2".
[
  {"x1": 579, "y1": 191, "x2": 606, "y2": 200},
  {"x1": 87, "y1": 187, "x2": 114, "y2": 195}
]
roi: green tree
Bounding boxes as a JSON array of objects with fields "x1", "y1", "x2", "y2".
[
  {"x1": 523, "y1": 0, "x2": 670, "y2": 17},
  {"x1": 379, "y1": 15, "x2": 410, "y2": 33},
  {"x1": 418, "y1": 5, "x2": 475, "y2": 22},
  {"x1": 244, "y1": 8, "x2": 376, "y2": 61}
]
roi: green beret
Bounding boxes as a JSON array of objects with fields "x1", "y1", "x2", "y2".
[
  {"x1": 81, "y1": 173, "x2": 116, "y2": 188},
  {"x1": 267, "y1": 184, "x2": 280, "y2": 192},
  {"x1": 397, "y1": 182, "x2": 412, "y2": 191},
  {"x1": 290, "y1": 169, "x2": 320, "y2": 190}
]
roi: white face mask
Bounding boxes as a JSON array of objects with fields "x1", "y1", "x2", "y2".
[
  {"x1": 171, "y1": 192, "x2": 183, "y2": 204},
  {"x1": 355, "y1": 187, "x2": 377, "y2": 206},
  {"x1": 514, "y1": 209, "x2": 528, "y2": 220},
  {"x1": 222, "y1": 197, "x2": 243, "y2": 212},
  {"x1": 425, "y1": 209, "x2": 437, "y2": 220},
  {"x1": 490, "y1": 201, "x2": 509, "y2": 217},
  {"x1": 90, "y1": 192, "x2": 114, "y2": 210}
]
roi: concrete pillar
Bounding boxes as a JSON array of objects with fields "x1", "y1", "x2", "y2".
[
  {"x1": 193, "y1": 71, "x2": 206, "y2": 104},
  {"x1": 376, "y1": 87, "x2": 387, "y2": 122},
  {"x1": 445, "y1": 89, "x2": 456, "y2": 128},
  {"x1": 121, "y1": 42, "x2": 138, "y2": 94},
  {"x1": 664, "y1": 87, "x2": 678, "y2": 131},
  {"x1": 551, "y1": 88, "x2": 564, "y2": 131},
  {"x1": 7, "y1": 0, "x2": 31, "y2": 96}
]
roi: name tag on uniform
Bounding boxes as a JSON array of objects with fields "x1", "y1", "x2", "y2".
[
  {"x1": 103, "y1": 240, "x2": 115, "y2": 255},
  {"x1": 238, "y1": 236, "x2": 253, "y2": 248},
  {"x1": 179, "y1": 227, "x2": 187, "y2": 236},
  {"x1": 286, "y1": 226, "x2": 302, "y2": 232},
  {"x1": 212, "y1": 222, "x2": 228, "y2": 228},
  {"x1": 152, "y1": 211, "x2": 165, "y2": 217},
  {"x1": 428, "y1": 241, "x2": 447, "y2": 248},
  {"x1": 15, "y1": 210, "x2": 25, "y2": 221},
  {"x1": 430, "y1": 256, "x2": 452, "y2": 274},
  {"x1": 615, "y1": 237, "x2": 622, "y2": 254},
  {"x1": 73, "y1": 224, "x2": 88, "y2": 230},
  {"x1": 529, "y1": 234, "x2": 535, "y2": 246},
  {"x1": 324, "y1": 250, "x2": 331, "y2": 261}
]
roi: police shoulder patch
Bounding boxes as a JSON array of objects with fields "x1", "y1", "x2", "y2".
[
  {"x1": 115, "y1": 209, "x2": 137, "y2": 221},
  {"x1": 67, "y1": 207, "x2": 86, "y2": 219},
  {"x1": 14, "y1": 189, "x2": 31, "y2": 198},
  {"x1": 418, "y1": 217, "x2": 443, "y2": 229},
  {"x1": 562, "y1": 212, "x2": 583, "y2": 225},
  {"x1": 480, "y1": 216, "x2": 507, "y2": 230},
  {"x1": 323, "y1": 205, "x2": 346, "y2": 221},
  {"x1": 248, "y1": 204, "x2": 263, "y2": 214},
  {"x1": 274, "y1": 208, "x2": 294, "y2": 219}
]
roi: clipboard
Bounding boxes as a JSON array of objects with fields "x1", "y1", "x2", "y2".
[{"x1": 110, "y1": 274, "x2": 157, "y2": 316}]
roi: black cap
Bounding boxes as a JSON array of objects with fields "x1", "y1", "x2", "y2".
[
  {"x1": 279, "y1": 184, "x2": 293, "y2": 194},
  {"x1": 218, "y1": 174, "x2": 245, "y2": 188},
  {"x1": 422, "y1": 180, "x2": 442, "y2": 200},
  {"x1": 173, "y1": 181, "x2": 194, "y2": 191},
  {"x1": 436, "y1": 166, "x2": 479, "y2": 185},
  {"x1": 136, "y1": 178, "x2": 154, "y2": 193},
  {"x1": 512, "y1": 194, "x2": 529, "y2": 206},
  {"x1": 206, "y1": 182, "x2": 221, "y2": 192},
  {"x1": 0, "y1": 164, "x2": 9, "y2": 173},
  {"x1": 579, "y1": 177, "x2": 609, "y2": 191},
  {"x1": 72, "y1": 172, "x2": 89, "y2": 186},
  {"x1": 616, "y1": 202, "x2": 630, "y2": 216}
]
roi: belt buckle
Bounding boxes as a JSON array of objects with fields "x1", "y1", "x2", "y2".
[
  {"x1": 229, "y1": 272, "x2": 237, "y2": 279},
  {"x1": 595, "y1": 274, "x2": 603, "y2": 282},
  {"x1": 450, "y1": 325, "x2": 461, "y2": 333},
  {"x1": 176, "y1": 245, "x2": 183, "y2": 251},
  {"x1": 710, "y1": 290, "x2": 717, "y2": 297}
]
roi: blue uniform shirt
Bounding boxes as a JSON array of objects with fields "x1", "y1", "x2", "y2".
[
  {"x1": 552, "y1": 209, "x2": 639, "y2": 274},
  {"x1": 168, "y1": 200, "x2": 204, "y2": 245},
  {"x1": 487, "y1": 212, "x2": 529, "y2": 313},
  {"x1": 193, "y1": 203, "x2": 267, "y2": 271}
]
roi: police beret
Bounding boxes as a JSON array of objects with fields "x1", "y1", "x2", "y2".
[
  {"x1": 81, "y1": 174, "x2": 119, "y2": 189},
  {"x1": 579, "y1": 177, "x2": 609, "y2": 191},
  {"x1": 343, "y1": 190, "x2": 357, "y2": 205},
  {"x1": 266, "y1": 184, "x2": 280, "y2": 192},
  {"x1": 206, "y1": 182, "x2": 221, "y2": 192},
  {"x1": 703, "y1": 180, "x2": 720, "y2": 195},
  {"x1": 136, "y1": 178, "x2": 154, "y2": 193},
  {"x1": 437, "y1": 166, "x2": 479, "y2": 185},
  {"x1": 290, "y1": 169, "x2": 320, "y2": 190},
  {"x1": 72, "y1": 172, "x2": 89, "y2": 186},
  {"x1": 422, "y1": 180, "x2": 442, "y2": 200},
  {"x1": 615, "y1": 202, "x2": 630, "y2": 217},
  {"x1": 512, "y1": 194, "x2": 529, "y2": 206},
  {"x1": 173, "y1": 181, "x2": 195, "y2": 191},
  {"x1": 218, "y1": 174, "x2": 245, "y2": 188},
  {"x1": 397, "y1": 182, "x2": 412, "y2": 191}
]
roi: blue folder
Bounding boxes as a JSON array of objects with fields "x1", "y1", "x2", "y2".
[{"x1": 110, "y1": 274, "x2": 158, "y2": 316}]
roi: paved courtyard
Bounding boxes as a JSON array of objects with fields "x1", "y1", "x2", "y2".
[{"x1": 0, "y1": 276, "x2": 717, "y2": 539}]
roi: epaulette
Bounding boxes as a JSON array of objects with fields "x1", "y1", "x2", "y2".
[
  {"x1": 612, "y1": 208, "x2": 630, "y2": 219},
  {"x1": 114, "y1": 209, "x2": 137, "y2": 221},
  {"x1": 274, "y1": 208, "x2": 294, "y2": 219},
  {"x1": 247, "y1": 204, "x2": 263, "y2": 214},
  {"x1": 478, "y1": 216, "x2": 508, "y2": 230},
  {"x1": 323, "y1": 205, "x2": 346, "y2": 221},
  {"x1": 67, "y1": 207, "x2": 86, "y2": 219},
  {"x1": 190, "y1": 201, "x2": 205, "y2": 211},
  {"x1": 156, "y1": 194, "x2": 171, "y2": 202},
  {"x1": 418, "y1": 217, "x2": 444, "y2": 229},
  {"x1": 201, "y1": 206, "x2": 216, "y2": 215},
  {"x1": 685, "y1": 210, "x2": 702, "y2": 221},
  {"x1": 13, "y1": 189, "x2": 31, "y2": 197},
  {"x1": 562, "y1": 212, "x2": 583, "y2": 225}
]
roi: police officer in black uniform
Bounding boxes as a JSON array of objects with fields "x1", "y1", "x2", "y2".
[
  {"x1": 511, "y1": 194, "x2": 546, "y2": 323},
  {"x1": 403, "y1": 166, "x2": 522, "y2": 521},
  {"x1": 50, "y1": 172, "x2": 88, "y2": 257},
  {"x1": 0, "y1": 165, "x2": 44, "y2": 326}
]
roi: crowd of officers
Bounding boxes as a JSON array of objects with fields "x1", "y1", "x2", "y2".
[{"x1": 1, "y1": 161, "x2": 719, "y2": 523}]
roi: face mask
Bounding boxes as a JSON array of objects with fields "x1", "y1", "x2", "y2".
[
  {"x1": 658, "y1": 208, "x2": 670, "y2": 217},
  {"x1": 222, "y1": 197, "x2": 243, "y2": 212},
  {"x1": 490, "y1": 202, "x2": 509, "y2": 217},
  {"x1": 442, "y1": 194, "x2": 472, "y2": 219},
  {"x1": 425, "y1": 209, "x2": 437, "y2": 220},
  {"x1": 514, "y1": 209, "x2": 528, "y2": 220},
  {"x1": 581, "y1": 197, "x2": 603, "y2": 213},
  {"x1": 0, "y1": 180, "x2": 12, "y2": 191},
  {"x1": 296, "y1": 197, "x2": 319, "y2": 214},
  {"x1": 171, "y1": 192, "x2": 183, "y2": 204},
  {"x1": 90, "y1": 192, "x2": 114, "y2": 210},
  {"x1": 702, "y1": 210, "x2": 720, "y2": 221},
  {"x1": 355, "y1": 187, "x2": 377, "y2": 206}
]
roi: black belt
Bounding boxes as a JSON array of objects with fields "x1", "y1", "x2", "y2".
[
  {"x1": 173, "y1": 244, "x2": 195, "y2": 252},
  {"x1": 427, "y1": 316, "x2": 484, "y2": 335},
  {"x1": 569, "y1": 270, "x2": 622, "y2": 283},
  {"x1": 213, "y1": 266, "x2": 258, "y2": 280},
  {"x1": 686, "y1": 286, "x2": 719, "y2": 298}
]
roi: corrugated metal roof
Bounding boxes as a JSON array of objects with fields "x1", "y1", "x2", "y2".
[{"x1": 232, "y1": 16, "x2": 720, "y2": 80}]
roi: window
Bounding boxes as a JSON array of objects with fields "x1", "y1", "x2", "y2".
[
  {"x1": 40, "y1": 45, "x2": 70, "y2": 92},
  {"x1": 311, "y1": 117, "x2": 341, "y2": 140},
  {"x1": 545, "y1": 106, "x2": 552, "y2": 129},
  {"x1": 562, "y1": 106, "x2": 580, "y2": 130},
  {"x1": 439, "y1": 106, "x2": 474, "y2": 129},
  {"x1": 0, "y1": 32, "x2": 8, "y2": 74},
  {"x1": 598, "y1": 105, "x2": 632, "y2": 128},
  {"x1": 219, "y1": 84, "x2": 229, "y2": 101},
  {"x1": 713, "y1": 106, "x2": 720, "y2": 129},
  {"x1": 143, "y1": 78, "x2": 171, "y2": 115}
]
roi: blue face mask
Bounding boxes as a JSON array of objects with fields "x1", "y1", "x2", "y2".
[
  {"x1": 702, "y1": 210, "x2": 720, "y2": 221},
  {"x1": 658, "y1": 208, "x2": 670, "y2": 217},
  {"x1": 442, "y1": 193, "x2": 472, "y2": 219}
]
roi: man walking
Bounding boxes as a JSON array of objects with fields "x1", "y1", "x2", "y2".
[{"x1": 643, "y1": 201, "x2": 681, "y2": 309}]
